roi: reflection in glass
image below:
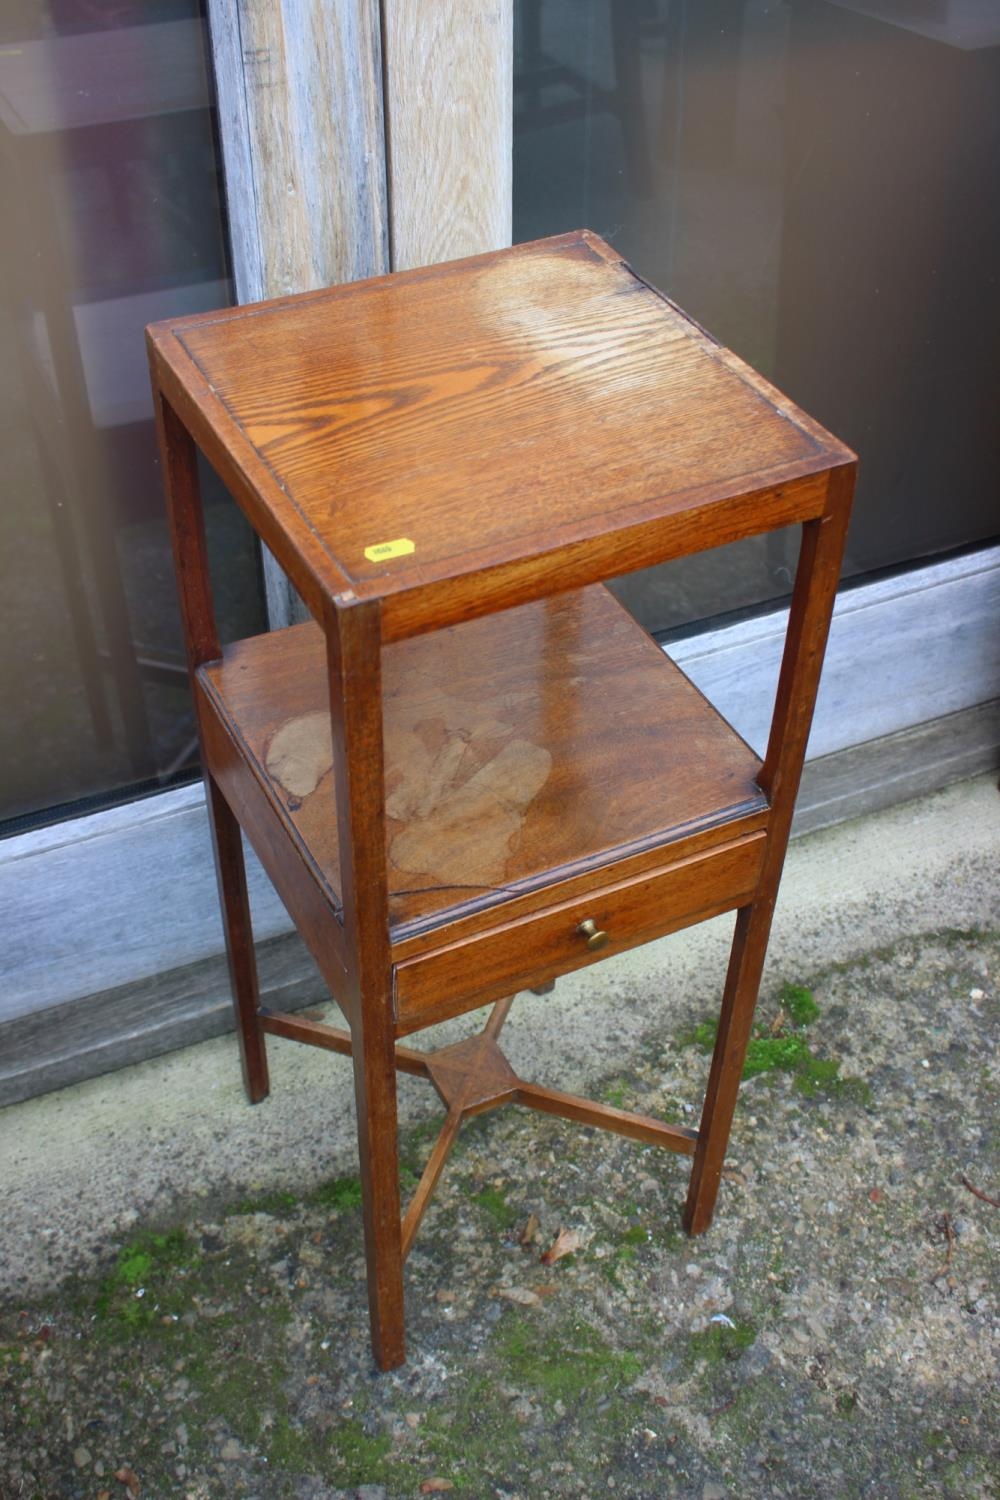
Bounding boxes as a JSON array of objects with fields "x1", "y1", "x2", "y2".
[
  {"x1": 0, "y1": 1, "x2": 264, "y2": 828},
  {"x1": 514, "y1": 0, "x2": 1000, "y2": 634}
]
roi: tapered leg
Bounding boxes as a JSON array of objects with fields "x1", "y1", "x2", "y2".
[
  {"x1": 205, "y1": 772, "x2": 269, "y2": 1103},
  {"x1": 351, "y1": 1005, "x2": 405, "y2": 1370},
  {"x1": 324, "y1": 597, "x2": 404, "y2": 1368},
  {"x1": 684, "y1": 900, "x2": 774, "y2": 1235},
  {"x1": 685, "y1": 484, "x2": 855, "y2": 1235}
]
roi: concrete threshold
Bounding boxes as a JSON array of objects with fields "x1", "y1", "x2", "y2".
[{"x1": 1, "y1": 772, "x2": 997, "y2": 1301}]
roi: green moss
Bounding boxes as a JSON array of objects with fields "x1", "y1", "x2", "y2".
[
  {"x1": 333, "y1": 1419, "x2": 395, "y2": 1478},
  {"x1": 794, "y1": 1060, "x2": 872, "y2": 1104},
  {"x1": 497, "y1": 1313, "x2": 641, "y2": 1408},
  {"x1": 794, "y1": 1056, "x2": 841, "y2": 1095},
  {"x1": 266, "y1": 1413, "x2": 316, "y2": 1468},
  {"x1": 116, "y1": 1248, "x2": 154, "y2": 1287},
  {"x1": 267, "y1": 1412, "x2": 400, "y2": 1485},
  {"x1": 780, "y1": 982, "x2": 820, "y2": 1026},
  {"x1": 688, "y1": 1319, "x2": 757, "y2": 1365},
  {"x1": 117, "y1": 1226, "x2": 195, "y2": 1280},
  {"x1": 420, "y1": 1374, "x2": 523, "y2": 1480},
  {"x1": 95, "y1": 1227, "x2": 201, "y2": 1329},
  {"x1": 471, "y1": 1185, "x2": 516, "y2": 1228},
  {"x1": 677, "y1": 1019, "x2": 718, "y2": 1052},
  {"x1": 307, "y1": 1175, "x2": 364, "y2": 1212},
  {"x1": 227, "y1": 1187, "x2": 300, "y2": 1217},
  {"x1": 621, "y1": 1224, "x2": 650, "y2": 1247},
  {"x1": 835, "y1": 1075, "x2": 874, "y2": 1106},
  {"x1": 200, "y1": 1358, "x2": 268, "y2": 1444},
  {"x1": 602, "y1": 1079, "x2": 629, "y2": 1108},
  {"x1": 180, "y1": 1316, "x2": 311, "y2": 1468},
  {"x1": 836, "y1": 1389, "x2": 859, "y2": 1418},
  {"x1": 399, "y1": 1161, "x2": 420, "y2": 1192},
  {"x1": 683, "y1": 1019, "x2": 823, "y2": 1075},
  {"x1": 742, "y1": 1034, "x2": 813, "y2": 1078},
  {"x1": 676, "y1": 996, "x2": 867, "y2": 1098},
  {"x1": 597, "y1": 1222, "x2": 654, "y2": 1285},
  {"x1": 400, "y1": 1115, "x2": 448, "y2": 1179}
]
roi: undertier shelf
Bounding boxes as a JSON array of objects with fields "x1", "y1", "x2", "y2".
[{"x1": 199, "y1": 584, "x2": 767, "y2": 941}]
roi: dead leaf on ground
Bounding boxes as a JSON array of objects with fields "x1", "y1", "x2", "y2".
[
  {"x1": 420, "y1": 1480, "x2": 455, "y2": 1494},
  {"x1": 532, "y1": 1283, "x2": 559, "y2": 1298},
  {"x1": 519, "y1": 1212, "x2": 540, "y2": 1248},
  {"x1": 498, "y1": 1286, "x2": 541, "y2": 1307},
  {"x1": 114, "y1": 1468, "x2": 140, "y2": 1498},
  {"x1": 540, "y1": 1227, "x2": 581, "y2": 1265}
]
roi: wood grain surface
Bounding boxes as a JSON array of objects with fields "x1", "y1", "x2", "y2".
[
  {"x1": 393, "y1": 831, "x2": 766, "y2": 1030},
  {"x1": 207, "y1": 0, "x2": 388, "y2": 303},
  {"x1": 381, "y1": 0, "x2": 512, "y2": 271},
  {"x1": 206, "y1": 0, "x2": 389, "y2": 626},
  {"x1": 200, "y1": 585, "x2": 766, "y2": 937},
  {"x1": 149, "y1": 232, "x2": 852, "y2": 638}
]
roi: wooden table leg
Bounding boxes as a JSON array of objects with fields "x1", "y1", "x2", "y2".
[
  {"x1": 684, "y1": 489, "x2": 853, "y2": 1236},
  {"x1": 326, "y1": 599, "x2": 406, "y2": 1369},
  {"x1": 205, "y1": 771, "x2": 269, "y2": 1104},
  {"x1": 352, "y1": 1004, "x2": 406, "y2": 1371},
  {"x1": 682, "y1": 901, "x2": 772, "y2": 1235}
]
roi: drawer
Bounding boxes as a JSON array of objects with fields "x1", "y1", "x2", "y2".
[{"x1": 393, "y1": 831, "x2": 766, "y2": 1033}]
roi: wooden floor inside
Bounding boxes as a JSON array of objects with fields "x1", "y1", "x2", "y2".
[{"x1": 200, "y1": 585, "x2": 766, "y2": 937}]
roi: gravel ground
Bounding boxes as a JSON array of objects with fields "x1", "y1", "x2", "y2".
[{"x1": 2, "y1": 923, "x2": 998, "y2": 1500}]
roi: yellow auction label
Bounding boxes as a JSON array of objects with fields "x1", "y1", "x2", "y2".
[{"x1": 364, "y1": 537, "x2": 415, "y2": 562}]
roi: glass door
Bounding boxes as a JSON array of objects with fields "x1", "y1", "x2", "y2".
[
  {"x1": 0, "y1": 0, "x2": 266, "y2": 830},
  {"x1": 513, "y1": 0, "x2": 1000, "y2": 635}
]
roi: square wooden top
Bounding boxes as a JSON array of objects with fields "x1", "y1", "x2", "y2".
[{"x1": 148, "y1": 231, "x2": 854, "y2": 638}]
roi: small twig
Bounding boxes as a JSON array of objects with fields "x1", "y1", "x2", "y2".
[
  {"x1": 932, "y1": 1211, "x2": 957, "y2": 1278},
  {"x1": 943, "y1": 1214, "x2": 956, "y2": 1265},
  {"x1": 961, "y1": 1174, "x2": 1000, "y2": 1209}
]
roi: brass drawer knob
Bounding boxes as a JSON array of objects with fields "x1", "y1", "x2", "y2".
[{"x1": 577, "y1": 918, "x2": 609, "y2": 951}]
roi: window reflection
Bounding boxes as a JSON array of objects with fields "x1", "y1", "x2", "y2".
[
  {"x1": 514, "y1": 0, "x2": 1000, "y2": 634},
  {"x1": 0, "y1": 2, "x2": 264, "y2": 828}
]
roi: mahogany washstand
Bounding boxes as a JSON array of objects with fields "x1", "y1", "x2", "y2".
[{"x1": 147, "y1": 231, "x2": 855, "y2": 1370}]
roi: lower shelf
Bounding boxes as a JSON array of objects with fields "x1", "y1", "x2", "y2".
[{"x1": 199, "y1": 584, "x2": 767, "y2": 959}]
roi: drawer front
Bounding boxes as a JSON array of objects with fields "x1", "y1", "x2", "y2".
[{"x1": 393, "y1": 832, "x2": 766, "y2": 1033}]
